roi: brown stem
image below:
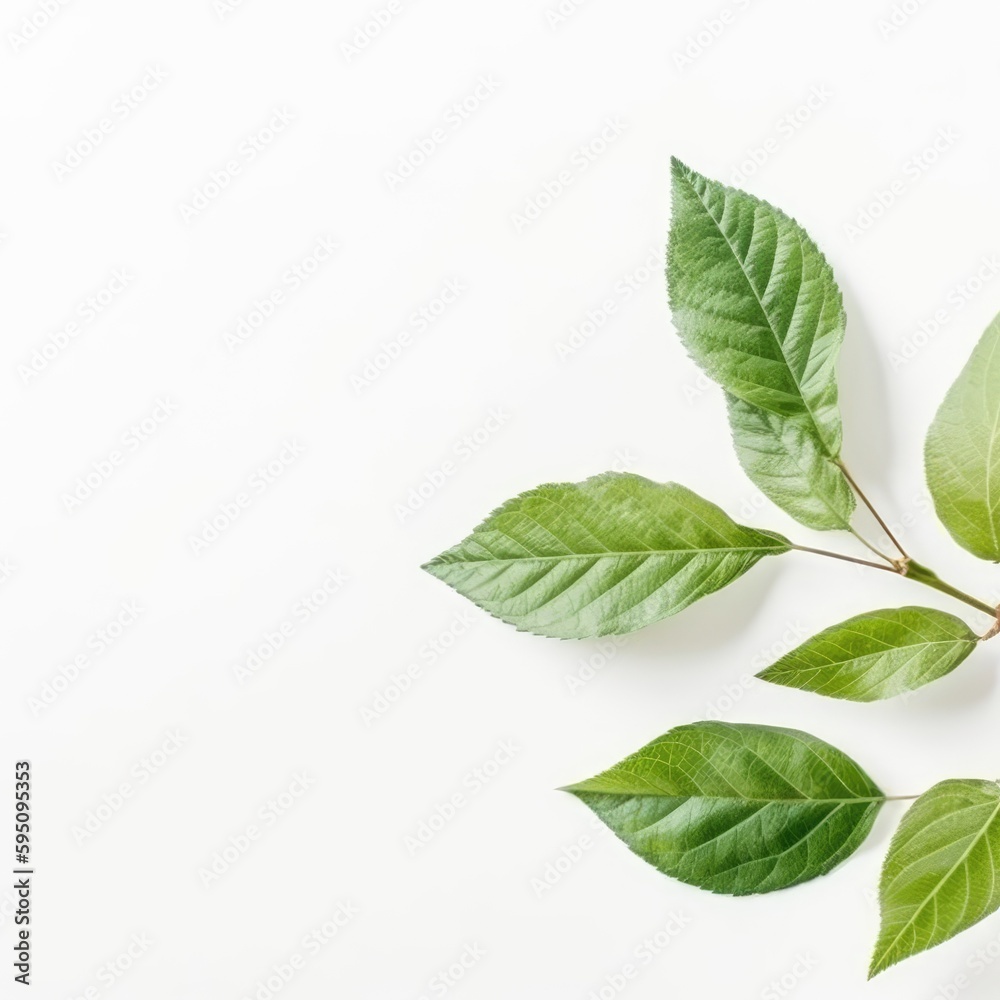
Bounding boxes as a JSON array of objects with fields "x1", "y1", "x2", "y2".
[
  {"x1": 849, "y1": 527, "x2": 897, "y2": 566},
  {"x1": 836, "y1": 460, "x2": 909, "y2": 561},
  {"x1": 790, "y1": 544, "x2": 897, "y2": 573},
  {"x1": 981, "y1": 617, "x2": 1000, "y2": 641}
]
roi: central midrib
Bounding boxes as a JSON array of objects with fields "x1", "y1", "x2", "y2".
[
  {"x1": 437, "y1": 547, "x2": 788, "y2": 565},
  {"x1": 577, "y1": 791, "x2": 885, "y2": 805}
]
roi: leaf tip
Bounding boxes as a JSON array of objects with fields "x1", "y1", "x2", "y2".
[
  {"x1": 669, "y1": 155, "x2": 694, "y2": 182},
  {"x1": 419, "y1": 557, "x2": 441, "y2": 575},
  {"x1": 867, "y1": 955, "x2": 888, "y2": 981}
]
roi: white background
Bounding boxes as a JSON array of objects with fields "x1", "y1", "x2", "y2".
[{"x1": 1, "y1": 0, "x2": 999, "y2": 996}]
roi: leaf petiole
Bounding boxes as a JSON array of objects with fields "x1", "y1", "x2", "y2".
[
  {"x1": 790, "y1": 543, "x2": 897, "y2": 573},
  {"x1": 791, "y1": 547, "x2": 997, "y2": 617},
  {"x1": 848, "y1": 527, "x2": 897, "y2": 566},
  {"x1": 836, "y1": 460, "x2": 910, "y2": 561}
]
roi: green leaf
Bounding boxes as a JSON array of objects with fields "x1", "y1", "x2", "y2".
[
  {"x1": 871, "y1": 779, "x2": 1000, "y2": 978},
  {"x1": 758, "y1": 607, "x2": 979, "y2": 702},
  {"x1": 422, "y1": 473, "x2": 790, "y2": 639},
  {"x1": 727, "y1": 393, "x2": 855, "y2": 530},
  {"x1": 668, "y1": 158, "x2": 846, "y2": 457},
  {"x1": 564, "y1": 721, "x2": 884, "y2": 895},
  {"x1": 926, "y1": 313, "x2": 1000, "y2": 561}
]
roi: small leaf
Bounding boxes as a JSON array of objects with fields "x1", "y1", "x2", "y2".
[
  {"x1": 668, "y1": 158, "x2": 846, "y2": 457},
  {"x1": 926, "y1": 313, "x2": 1000, "y2": 561},
  {"x1": 871, "y1": 779, "x2": 1000, "y2": 977},
  {"x1": 758, "y1": 607, "x2": 979, "y2": 702},
  {"x1": 727, "y1": 393, "x2": 855, "y2": 531},
  {"x1": 564, "y1": 721, "x2": 883, "y2": 895},
  {"x1": 422, "y1": 473, "x2": 790, "y2": 639}
]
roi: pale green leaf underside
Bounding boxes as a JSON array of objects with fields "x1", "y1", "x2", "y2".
[
  {"x1": 871, "y1": 779, "x2": 1000, "y2": 978},
  {"x1": 759, "y1": 607, "x2": 979, "y2": 702},
  {"x1": 668, "y1": 158, "x2": 846, "y2": 457},
  {"x1": 727, "y1": 393, "x2": 855, "y2": 531},
  {"x1": 926, "y1": 312, "x2": 1000, "y2": 561},
  {"x1": 565, "y1": 721, "x2": 883, "y2": 895},
  {"x1": 422, "y1": 473, "x2": 790, "y2": 639}
]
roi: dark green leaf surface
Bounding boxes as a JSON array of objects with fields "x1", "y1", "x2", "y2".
[
  {"x1": 668, "y1": 159, "x2": 846, "y2": 457},
  {"x1": 759, "y1": 607, "x2": 979, "y2": 702},
  {"x1": 564, "y1": 721, "x2": 883, "y2": 895},
  {"x1": 727, "y1": 393, "x2": 855, "y2": 530},
  {"x1": 422, "y1": 473, "x2": 790, "y2": 639},
  {"x1": 871, "y1": 779, "x2": 1000, "y2": 977},
  {"x1": 926, "y1": 313, "x2": 1000, "y2": 561}
]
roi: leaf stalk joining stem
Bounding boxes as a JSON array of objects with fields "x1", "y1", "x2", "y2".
[
  {"x1": 836, "y1": 460, "x2": 910, "y2": 563},
  {"x1": 792, "y1": 545, "x2": 997, "y2": 618},
  {"x1": 791, "y1": 544, "x2": 897, "y2": 573}
]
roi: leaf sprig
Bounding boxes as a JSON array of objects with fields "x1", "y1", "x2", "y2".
[{"x1": 423, "y1": 159, "x2": 1000, "y2": 977}]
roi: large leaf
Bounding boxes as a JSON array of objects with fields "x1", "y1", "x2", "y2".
[
  {"x1": 871, "y1": 779, "x2": 1000, "y2": 978},
  {"x1": 668, "y1": 159, "x2": 846, "y2": 457},
  {"x1": 926, "y1": 313, "x2": 1000, "y2": 561},
  {"x1": 422, "y1": 473, "x2": 790, "y2": 639},
  {"x1": 727, "y1": 393, "x2": 855, "y2": 530},
  {"x1": 564, "y1": 721, "x2": 883, "y2": 895},
  {"x1": 758, "y1": 607, "x2": 979, "y2": 702}
]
